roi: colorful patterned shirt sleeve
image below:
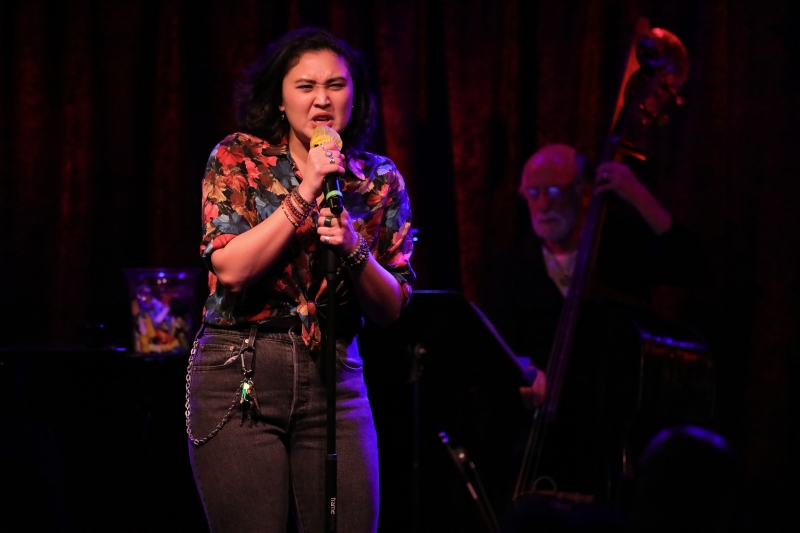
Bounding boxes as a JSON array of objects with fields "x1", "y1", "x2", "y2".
[
  {"x1": 355, "y1": 157, "x2": 415, "y2": 307},
  {"x1": 200, "y1": 133, "x2": 288, "y2": 273}
]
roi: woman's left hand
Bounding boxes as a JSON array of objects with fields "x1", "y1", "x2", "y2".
[
  {"x1": 595, "y1": 161, "x2": 673, "y2": 235},
  {"x1": 317, "y1": 207, "x2": 360, "y2": 256},
  {"x1": 594, "y1": 161, "x2": 648, "y2": 205}
]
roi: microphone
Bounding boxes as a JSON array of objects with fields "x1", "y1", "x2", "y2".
[{"x1": 310, "y1": 125, "x2": 344, "y2": 215}]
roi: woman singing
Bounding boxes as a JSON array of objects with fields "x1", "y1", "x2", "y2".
[{"x1": 185, "y1": 27, "x2": 415, "y2": 533}]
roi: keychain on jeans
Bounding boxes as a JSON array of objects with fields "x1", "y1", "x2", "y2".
[
  {"x1": 186, "y1": 325, "x2": 262, "y2": 444},
  {"x1": 240, "y1": 378, "x2": 260, "y2": 421},
  {"x1": 239, "y1": 331, "x2": 260, "y2": 423}
]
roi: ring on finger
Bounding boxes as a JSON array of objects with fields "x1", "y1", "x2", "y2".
[
  {"x1": 323, "y1": 216, "x2": 333, "y2": 228},
  {"x1": 329, "y1": 157, "x2": 336, "y2": 164},
  {"x1": 325, "y1": 150, "x2": 332, "y2": 157},
  {"x1": 324, "y1": 235, "x2": 331, "y2": 244}
]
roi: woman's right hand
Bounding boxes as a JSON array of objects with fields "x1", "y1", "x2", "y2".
[{"x1": 296, "y1": 142, "x2": 346, "y2": 203}]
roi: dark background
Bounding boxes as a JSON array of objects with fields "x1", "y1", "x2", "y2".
[{"x1": 2, "y1": 0, "x2": 798, "y2": 531}]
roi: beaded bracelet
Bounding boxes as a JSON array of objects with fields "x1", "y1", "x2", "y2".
[
  {"x1": 291, "y1": 188, "x2": 317, "y2": 211},
  {"x1": 285, "y1": 194, "x2": 308, "y2": 221},
  {"x1": 281, "y1": 195, "x2": 306, "y2": 227},
  {"x1": 281, "y1": 203, "x2": 303, "y2": 227},
  {"x1": 341, "y1": 235, "x2": 371, "y2": 269}
]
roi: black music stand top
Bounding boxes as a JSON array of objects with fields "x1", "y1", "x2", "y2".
[{"x1": 390, "y1": 289, "x2": 529, "y2": 389}]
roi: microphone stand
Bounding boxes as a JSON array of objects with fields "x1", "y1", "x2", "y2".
[
  {"x1": 324, "y1": 239, "x2": 338, "y2": 533},
  {"x1": 323, "y1": 177, "x2": 344, "y2": 533}
]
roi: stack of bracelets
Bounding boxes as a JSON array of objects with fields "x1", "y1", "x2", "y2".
[
  {"x1": 341, "y1": 235, "x2": 370, "y2": 270},
  {"x1": 281, "y1": 188, "x2": 317, "y2": 227}
]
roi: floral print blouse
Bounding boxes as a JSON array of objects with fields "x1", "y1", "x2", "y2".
[{"x1": 200, "y1": 132, "x2": 415, "y2": 351}]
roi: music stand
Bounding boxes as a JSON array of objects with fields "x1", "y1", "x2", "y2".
[{"x1": 360, "y1": 290, "x2": 529, "y2": 533}]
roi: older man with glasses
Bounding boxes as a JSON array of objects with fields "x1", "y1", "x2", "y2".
[{"x1": 481, "y1": 142, "x2": 704, "y2": 502}]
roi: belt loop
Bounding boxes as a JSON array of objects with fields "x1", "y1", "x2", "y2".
[
  {"x1": 194, "y1": 322, "x2": 206, "y2": 342},
  {"x1": 190, "y1": 323, "x2": 207, "y2": 352}
]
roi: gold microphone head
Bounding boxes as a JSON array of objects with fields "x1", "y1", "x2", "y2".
[{"x1": 310, "y1": 125, "x2": 343, "y2": 150}]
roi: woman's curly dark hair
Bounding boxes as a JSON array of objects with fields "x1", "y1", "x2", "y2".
[{"x1": 234, "y1": 27, "x2": 376, "y2": 151}]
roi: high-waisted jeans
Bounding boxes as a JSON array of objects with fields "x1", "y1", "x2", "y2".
[{"x1": 186, "y1": 325, "x2": 379, "y2": 533}]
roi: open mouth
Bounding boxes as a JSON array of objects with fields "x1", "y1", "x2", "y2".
[{"x1": 312, "y1": 114, "x2": 333, "y2": 126}]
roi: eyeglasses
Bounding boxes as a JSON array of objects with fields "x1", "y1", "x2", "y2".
[{"x1": 519, "y1": 183, "x2": 577, "y2": 201}]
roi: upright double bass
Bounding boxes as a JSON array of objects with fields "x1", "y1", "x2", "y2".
[{"x1": 513, "y1": 18, "x2": 691, "y2": 502}]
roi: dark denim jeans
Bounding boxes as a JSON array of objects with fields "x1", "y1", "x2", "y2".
[{"x1": 187, "y1": 325, "x2": 379, "y2": 533}]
